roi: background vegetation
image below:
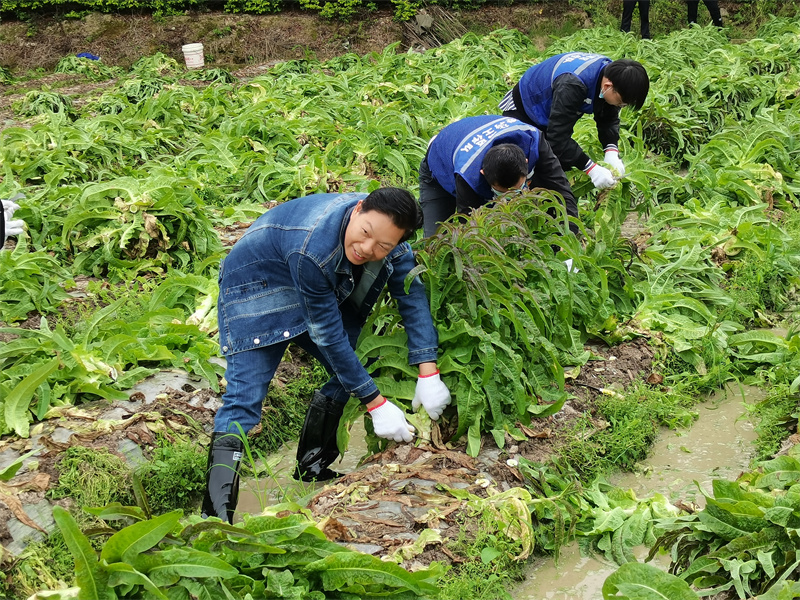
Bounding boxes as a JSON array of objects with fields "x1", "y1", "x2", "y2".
[{"x1": 0, "y1": 0, "x2": 799, "y2": 27}]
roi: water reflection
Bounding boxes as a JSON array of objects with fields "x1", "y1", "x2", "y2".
[{"x1": 236, "y1": 418, "x2": 370, "y2": 519}]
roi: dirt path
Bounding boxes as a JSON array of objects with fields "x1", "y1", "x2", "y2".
[{"x1": 0, "y1": 4, "x2": 574, "y2": 76}]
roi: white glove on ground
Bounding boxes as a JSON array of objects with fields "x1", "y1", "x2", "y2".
[
  {"x1": 604, "y1": 148, "x2": 626, "y2": 177},
  {"x1": 368, "y1": 398, "x2": 415, "y2": 443},
  {"x1": 412, "y1": 371, "x2": 451, "y2": 420},
  {"x1": 584, "y1": 162, "x2": 616, "y2": 190}
]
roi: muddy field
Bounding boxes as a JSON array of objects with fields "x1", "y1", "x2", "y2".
[{"x1": 0, "y1": 334, "x2": 656, "y2": 566}]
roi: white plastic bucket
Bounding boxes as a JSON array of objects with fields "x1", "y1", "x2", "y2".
[{"x1": 182, "y1": 43, "x2": 204, "y2": 69}]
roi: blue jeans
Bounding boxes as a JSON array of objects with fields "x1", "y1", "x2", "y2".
[{"x1": 214, "y1": 316, "x2": 362, "y2": 434}]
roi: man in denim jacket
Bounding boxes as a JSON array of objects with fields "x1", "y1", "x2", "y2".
[{"x1": 203, "y1": 188, "x2": 451, "y2": 523}]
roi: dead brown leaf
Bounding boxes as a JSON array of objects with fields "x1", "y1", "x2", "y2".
[
  {"x1": 319, "y1": 516, "x2": 353, "y2": 540},
  {"x1": 0, "y1": 487, "x2": 47, "y2": 533},
  {"x1": 370, "y1": 518, "x2": 406, "y2": 528},
  {"x1": 673, "y1": 500, "x2": 699, "y2": 514},
  {"x1": 126, "y1": 425, "x2": 156, "y2": 446},
  {"x1": 70, "y1": 431, "x2": 108, "y2": 444},
  {"x1": 431, "y1": 421, "x2": 446, "y2": 450},
  {"x1": 4, "y1": 472, "x2": 51, "y2": 492},
  {"x1": 440, "y1": 545, "x2": 466, "y2": 563},
  {"x1": 501, "y1": 464, "x2": 524, "y2": 482},
  {"x1": 41, "y1": 436, "x2": 72, "y2": 452},
  {"x1": 374, "y1": 493, "x2": 414, "y2": 507},
  {"x1": 646, "y1": 372, "x2": 664, "y2": 385},
  {"x1": 143, "y1": 212, "x2": 160, "y2": 239},
  {"x1": 519, "y1": 424, "x2": 552, "y2": 439},
  {"x1": 422, "y1": 450, "x2": 475, "y2": 470}
]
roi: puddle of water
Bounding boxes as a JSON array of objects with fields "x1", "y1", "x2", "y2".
[
  {"x1": 127, "y1": 369, "x2": 212, "y2": 403},
  {"x1": 515, "y1": 545, "x2": 671, "y2": 600},
  {"x1": 612, "y1": 382, "x2": 761, "y2": 508},
  {"x1": 511, "y1": 382, "x2": 760, "y2": 599},
  {"x1": 236, "y1": 418, "x2": 370, "y2": 519}
]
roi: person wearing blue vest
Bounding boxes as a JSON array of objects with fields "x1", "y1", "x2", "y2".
[
  {"x1": 419, "y1": 115, "x2": 578, "y2": 237},
  {"x1": 500, "y1": 53, "x2": 649, "y2": 190},
  {"x1": 203, "y1": 188, "x2": 452, "y2": 523}
]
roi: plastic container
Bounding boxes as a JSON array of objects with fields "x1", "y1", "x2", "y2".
[{"x1": 181, "y1": 43, "x2": 205, "y2": 69}]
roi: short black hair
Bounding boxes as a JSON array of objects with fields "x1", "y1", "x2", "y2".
[
  {"x1": 362, "y1": 187, "x2": 422, "y2": 243},
  {"x1": 481, "y1": 144, "x2": 527, "y2": 189},
  {"x1": 603, "y1": 59, "x2": 650, "y2": 109}
]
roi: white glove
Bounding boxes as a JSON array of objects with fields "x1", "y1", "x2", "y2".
[
  {"x1": 604, "y1": 148, "x2": 626, "y2": 177},
  {"x1": 412, "y1": 371, "x2": 451, "y2": 420},
  {"x1": 584, "y1": 161, "x2": 616, "y2": 190},
  {"x1": 2, "y1": 198, "x2": 25, "y2": 242},
  {"x1": 3, "y1": 194, "x2": 24, "y2": 217},
  {"x1": 368, "y1": 398, "x2": 415, "y2": 443},
  {"x1": 3, "y1": 200, "x2": 20, "y2": 221},
  {"x1": 563, "y1": 258, "x2": 579, "y2": 274},
  {"x1": 4, "y1": 219, "x2": 25, "y2": 240}
]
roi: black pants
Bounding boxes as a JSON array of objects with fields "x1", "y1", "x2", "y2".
[
  {"x1": 418, "y1": 156, "x2": 458, "y2": 238},
  {"x1": 621, "y1": 1, "x2": 651, "y2": 39},
  {"x1": 688, "y1": 1, "x2": 723, "y2": 27}
]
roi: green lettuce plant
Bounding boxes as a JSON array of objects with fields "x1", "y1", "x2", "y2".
[{"x1": 41, "y1": 503, "x2": 443, "y2": 599}]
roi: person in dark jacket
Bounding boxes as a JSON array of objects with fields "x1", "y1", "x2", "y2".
[
  {"x1": 620, "y1": 1, "x2": 651, "y2": 39},
  {"x1": 500, "y1": 53, "x2": 649, "y2": 190},
  {"x1": 419, "y1": 115, "x2": 579, "y2": 237},
  {"x1": 688, "y1": 0, "x2": 723, "y2": 27},
  {"x1": 204, "y1": 188, "x2": 451, "y2": 523}
]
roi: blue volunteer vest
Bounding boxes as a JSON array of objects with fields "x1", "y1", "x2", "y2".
[
  {"x1": 427, "y1": 116, "x2": 540, "y2": 197},
  {"x1": 518, "y1": 52, "x2": 611, "y2": 128}
]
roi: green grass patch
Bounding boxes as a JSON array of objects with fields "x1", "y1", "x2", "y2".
[
  {"x1": 435, "y1": 512, "x2": 528, "y2": 600},
  {"x1": 557, "y1": 379, "x2": 699, "y2": 481},
  {"x1": 748, "y1": 383, "x2": 800, "y2": 460},
  {"x1": 0, "y1": 65, "x2": 14, "y2": 84},
  {"x1": 48, "y1": 437, "x2": 211, "y2": 519},
  {"x1": 6, "y1": 437, "x2": 212, "y2": 595},
  {"x1": 136, "y1": 437, "x2": 207, "y2": 514},
  {"x1": 0, "y1": 530, "x2": 76, "y2": 600},
  {"x1": 47, "y1": 446, "x2": 134, "y2": 518}
]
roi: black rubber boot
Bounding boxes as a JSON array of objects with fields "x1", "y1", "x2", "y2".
[
  {"x1": 293, "y1": 391, "x2": 345, "y2": 483},
  {"x1": 201, "y1": 432, "x2": 244, "y2": 523}
]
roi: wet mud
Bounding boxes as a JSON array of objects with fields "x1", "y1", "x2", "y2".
[
  {"x1": 1, "y1": 337, "x2": 660, "y2": 571},
  {"x1": 510, "y1": 383, "x2": 760, "y2": 599}
]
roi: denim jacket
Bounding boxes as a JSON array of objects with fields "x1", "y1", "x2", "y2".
[{"x1": 217, "y1": 193, "x2": 439, "y2": 401}]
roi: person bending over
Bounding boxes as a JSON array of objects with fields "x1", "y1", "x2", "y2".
[
  {"x1": 202, "y1": 188, "x2": 451, "y2": 523},
  {"x1": 419, "y1": 115, "x2": 578, "y2": 237},
  {"x1": 500, "y1": 53, "x2": 649, "y2": 190}
]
